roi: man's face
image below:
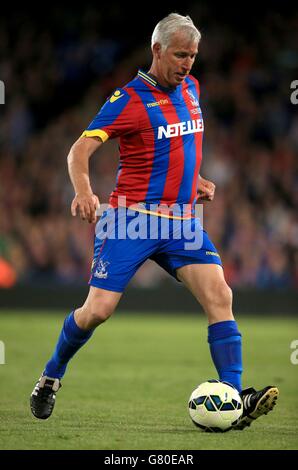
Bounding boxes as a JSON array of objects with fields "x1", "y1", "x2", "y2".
[{"x1": 154, "y1": 31, "x2": 198, "y2": 88}]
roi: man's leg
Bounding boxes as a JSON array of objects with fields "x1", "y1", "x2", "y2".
[
  {"x1": 177, "y1": 263, "x2": 278, "y2": 429},
  {"x1": 177, "y1": 263, "x2": 242, "y2": 391},
  {"x1": 30, "y1": 286, "x2": 122, "y2": 419}
]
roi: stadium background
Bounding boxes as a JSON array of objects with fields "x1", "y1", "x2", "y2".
[
  {"x1": 0, "y1": 2, "x2": 297, "y2": 303},
  {"x1": 0, "y1": 1, "x2": 297, "y2": 451}
]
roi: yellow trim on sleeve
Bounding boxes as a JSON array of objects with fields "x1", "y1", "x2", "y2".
[{"x1": 81, "y1": 129, "x2": 109, "y2": 142}]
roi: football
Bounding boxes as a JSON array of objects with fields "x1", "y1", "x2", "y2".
[{"x1": 188, "y1": 380, "x2": 243, "y2": 432}]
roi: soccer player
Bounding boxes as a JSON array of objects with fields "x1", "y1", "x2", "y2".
[{"x1": 30, "y1": 13, "x2": 278, "y2": 429}]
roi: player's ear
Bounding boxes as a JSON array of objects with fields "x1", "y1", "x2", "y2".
[{"x1": 152, "y1": 42, "x2": 162, "y2": 59}]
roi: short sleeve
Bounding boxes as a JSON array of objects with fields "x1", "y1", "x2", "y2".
[{"x1": 81, "y1": 88, "x2": 137, "y2": 142}]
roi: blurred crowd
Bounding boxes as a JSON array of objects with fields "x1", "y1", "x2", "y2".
[{"x1": 0, "y1": 5, "x2": 297, "y2": 289}]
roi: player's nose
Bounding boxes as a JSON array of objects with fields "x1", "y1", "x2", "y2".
[
  {"x1": 181, "y1": 63, "x2": 190, "y2": 74},
  {"x1": 182, "y1": 56, "x2": 194, "y2": 72}
]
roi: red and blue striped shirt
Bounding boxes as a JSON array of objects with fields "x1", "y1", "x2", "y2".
[{"x1": 82, "y1": 70, "x2": 204, "y2": 213}]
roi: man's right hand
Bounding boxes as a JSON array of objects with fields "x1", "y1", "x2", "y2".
[{"x1": 71, "y1": 193, "x2": 100, "y2": 224}]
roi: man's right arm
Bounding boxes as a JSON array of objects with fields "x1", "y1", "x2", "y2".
[{"x1": 67, "y1": 136, "x2": 102, "y2": 224}]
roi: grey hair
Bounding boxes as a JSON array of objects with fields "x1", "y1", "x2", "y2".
[{"x1": 151, "y1": 13, "x2": 201, "y2": 50}]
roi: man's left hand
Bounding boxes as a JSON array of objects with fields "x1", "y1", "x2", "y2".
[{"x1": 197, "y1": 176, "x2": 216, "y2": 201}]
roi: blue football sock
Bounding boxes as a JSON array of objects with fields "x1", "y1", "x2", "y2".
[
  {"x1": 208, "y1": 320, "x2": 243, "y2": 392},
  {"x1": 44, "y1": 311, "x2": 94, "y2": 379}
]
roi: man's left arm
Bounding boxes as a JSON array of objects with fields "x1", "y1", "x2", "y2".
[{"x1": 197, "y1": 175, "x2": 216, "y2": 201}]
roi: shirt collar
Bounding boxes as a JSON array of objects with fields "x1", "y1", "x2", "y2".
[
  {"x1": 137, "y1": 70, "x2": 157, "y2": 87},
  {"x1": 138, "y1": 69, "x2": 182, "y2": 94}
]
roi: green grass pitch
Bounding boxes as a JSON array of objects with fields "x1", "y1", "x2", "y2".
[{"x1": 0, "y1": 310, "x2": 297, "y2": 450}]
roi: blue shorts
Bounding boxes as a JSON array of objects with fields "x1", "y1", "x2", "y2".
[{"x1": 89, "y1": 208, "x2": 222, "y2": 293}]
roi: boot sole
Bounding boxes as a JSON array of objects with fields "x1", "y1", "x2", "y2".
[{"x1": 233, "y1": 387, "x2": 279, "y2": 430}]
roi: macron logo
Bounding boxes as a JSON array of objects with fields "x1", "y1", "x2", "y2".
[{"x1": 157, "y1": 119, "x2": 204, "y2": 139}]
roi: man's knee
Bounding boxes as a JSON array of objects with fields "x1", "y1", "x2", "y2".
[
  {"x1": 77, "y1": 289, "x2": 121, "y2": 329},
  {"x1": 87, "y1": 297, "x2": 115, "y2": 324},
  {"x1": 203, "y1": 280, "x2": 233, "y2": 310}
]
